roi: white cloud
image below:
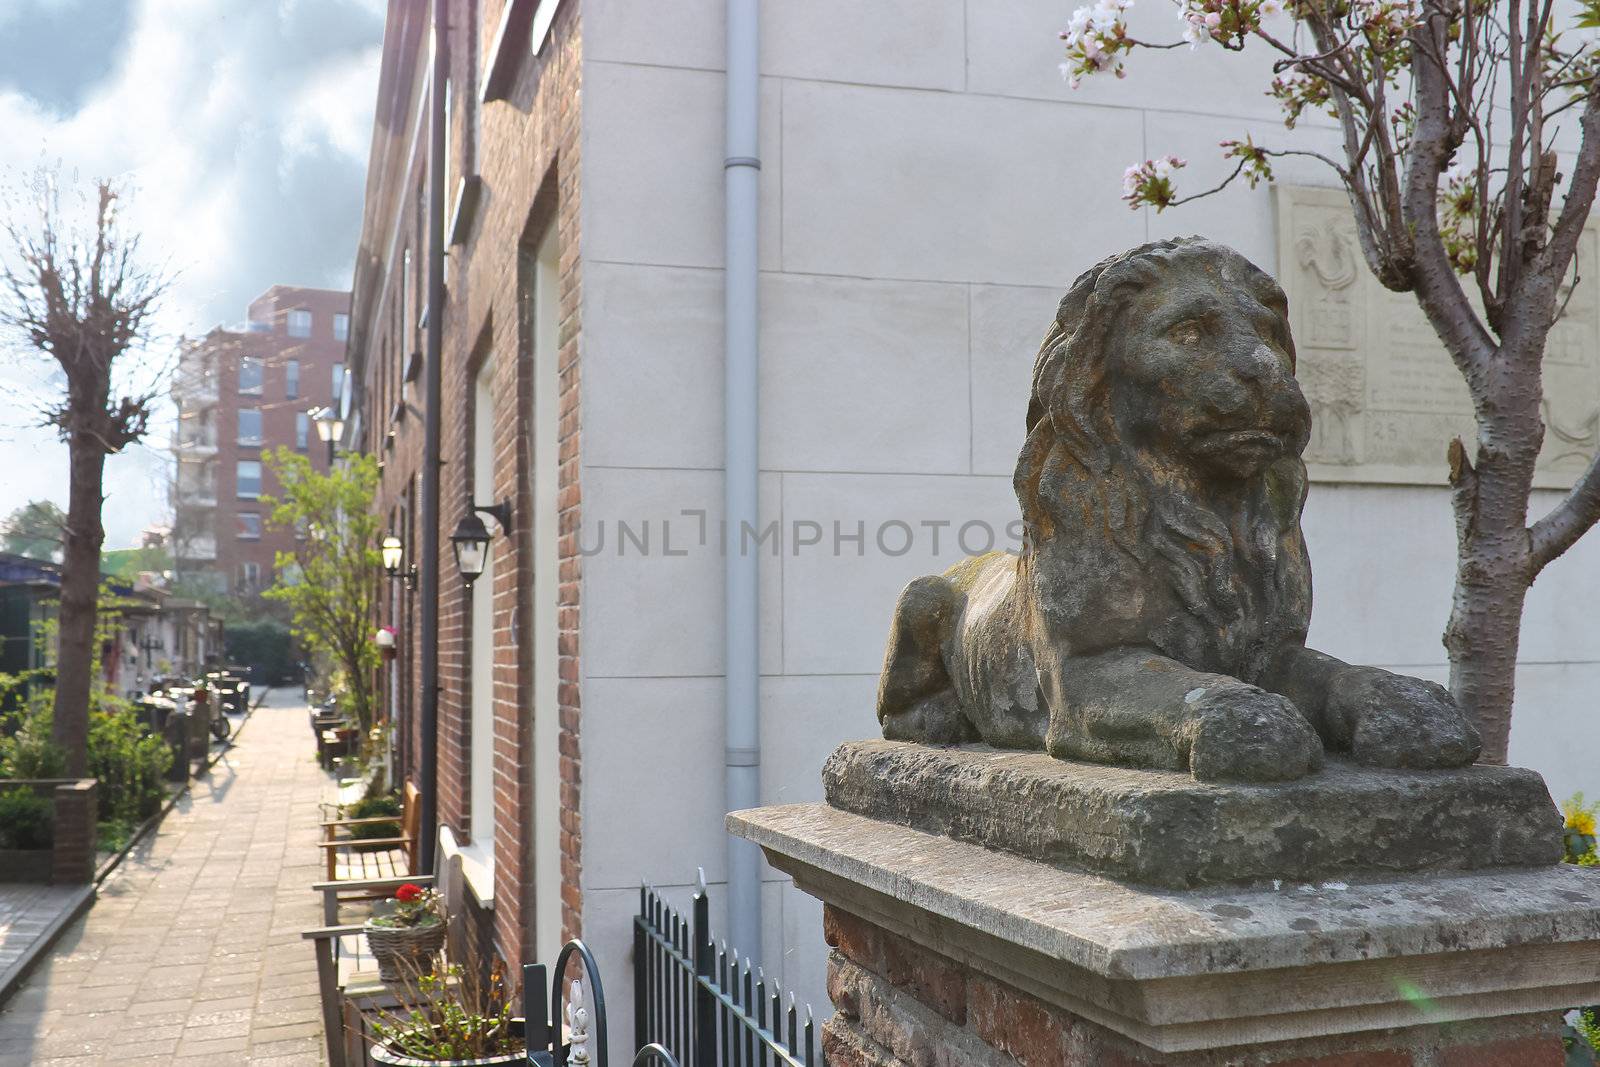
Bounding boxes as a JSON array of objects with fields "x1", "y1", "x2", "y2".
[{"x1": 0, "y1": 0, "x2": 381, "y2": 548}]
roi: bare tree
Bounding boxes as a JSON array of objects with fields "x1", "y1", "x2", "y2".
[
  {"x1": 0, "y1": 175, "x2": 168, "y2": 776},
  {"x1": 1067, "y1": 0, "x2": 1600, "y2": 761}
]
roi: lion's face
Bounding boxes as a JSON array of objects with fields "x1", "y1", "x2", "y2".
[{"x1": 1105, "y1": 266, "x2": 1311, "y2": 481}]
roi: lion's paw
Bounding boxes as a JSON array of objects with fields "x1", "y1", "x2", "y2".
[
  {"x1": 1182, "y1": 684, "x2": 1323, "y2": 783},
  {"x1": 1331, "y1": 670, "x2": 1481, "y2": 769}
]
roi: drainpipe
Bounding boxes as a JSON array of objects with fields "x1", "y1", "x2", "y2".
[
  {"x1": 724, "y1": 0, "x2": 762, "y2": 962},
  {"x1": 417, "y1": 0, "x2": 447, "y2": 876}
]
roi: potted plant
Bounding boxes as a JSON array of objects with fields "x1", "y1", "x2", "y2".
[
  {"x1": 365, "y1": 882, "x2": 446, "y2": 982},
  {"x1": 368, "y1": 959, "x2": 525, "y2": 1065},
  {"x1": 0, "y1": 787, "x2": 54, "y2": 882}
]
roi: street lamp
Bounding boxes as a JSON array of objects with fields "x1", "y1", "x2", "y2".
[
  {"x1": 450, "y1": 501, "x2": 512, "y2": 586},
  {"x1": 381, "y1": 531, "x2": 418, "y2": 590},
  {"x1": 381, "y1": 533, "x2": 404, "y2": 574},
  {"x1": 311, "y1": 405, "x2": 345, "y2": 465}
]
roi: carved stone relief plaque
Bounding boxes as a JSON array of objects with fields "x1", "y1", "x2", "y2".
[{"x1": 1275, "y1": 185, "x2": 1600, "y2": 487}]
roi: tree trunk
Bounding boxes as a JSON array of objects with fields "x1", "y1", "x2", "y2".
[
  {"x1": 53, "y1": 427, "x2": 107, "y2": 778},
  {"x1": 1445, "y1": 384, "x2": 1542, "y2": 764},
  {"x1": 1445, "y1": 551, "x2": 1528, "y2": 765}
]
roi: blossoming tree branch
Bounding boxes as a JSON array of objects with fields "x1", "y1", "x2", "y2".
[{"x1": 1061, "y1": 0, "x2": 1600, "y2": 762}]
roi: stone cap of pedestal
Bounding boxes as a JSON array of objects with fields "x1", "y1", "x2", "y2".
[
  {"x1": 730, "y1": 803, "x2": 1600, "y2": 1053},
  {"x1": 824, "y1": 740, "x2": 1562, "y2": 887}
]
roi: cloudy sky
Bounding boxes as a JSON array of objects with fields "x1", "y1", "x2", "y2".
[{"x1": 0, "y1": 0, "x2": 384, "y2": 548}]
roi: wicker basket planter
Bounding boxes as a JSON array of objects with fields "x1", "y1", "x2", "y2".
[{"x1": 364, "y1": 919, "x2": 446, "y2": 982}]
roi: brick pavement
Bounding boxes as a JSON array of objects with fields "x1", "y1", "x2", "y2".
[{"x1": 0, "y1": 688, "x2": 333, "y2": 1065}]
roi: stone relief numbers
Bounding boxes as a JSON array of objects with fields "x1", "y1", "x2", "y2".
[{"x1": 1276, "y1": 185, "x2": 1600, "y2": 487}]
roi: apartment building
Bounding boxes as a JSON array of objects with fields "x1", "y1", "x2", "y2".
[{"x1": 172, "y1": 286, "x2": 351, "y2": 597}]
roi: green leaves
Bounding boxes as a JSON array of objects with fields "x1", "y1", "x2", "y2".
[{"x1": 261, "y1": 449, "x2": 382, "y2": 741}]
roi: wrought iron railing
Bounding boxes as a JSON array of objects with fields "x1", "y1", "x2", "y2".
[{"x1": 634, "y1": 875, "x2": 817, "y2": 1067}]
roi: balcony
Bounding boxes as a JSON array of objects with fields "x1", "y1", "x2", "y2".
[
  {"x1": 173, "y1": 430, "x2": 218, "y2": 456},
  {"x1": 172, "y1": 372, "x2": 219, "y2": 406},
  {"x1": 174, "y1": 486, "x2": 218, "y2": 509},
  {"x1": 174, "y1": 536, "x2": 217, "y2": 561}
]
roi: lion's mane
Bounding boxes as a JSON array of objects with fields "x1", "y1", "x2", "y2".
[{"x1": 1013, "y1": 237, "x2": 1309, "y2": 679}]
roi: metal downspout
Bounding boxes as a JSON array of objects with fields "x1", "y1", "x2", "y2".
[
  {"x1": 724, "y1": 0, "x2": 763, "y2": 962},
  {"x1": 417, "y1": 0, "x2": 447, "y2": 876}
]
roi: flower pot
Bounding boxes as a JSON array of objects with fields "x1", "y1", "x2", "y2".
[
  {"x1": 369, "y1": 1043, "x2": 527, "y2": 1066},
  {"x1": 369, "y1": 1019, "x2": 525, "y2": 1066},
  {"x1": 363, "y1": 920, "x2": 447, "y2": 982}
]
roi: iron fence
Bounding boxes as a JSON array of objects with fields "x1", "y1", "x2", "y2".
[{"x1": 634, "y1": 876, "x2": 818, "y2": 1067}]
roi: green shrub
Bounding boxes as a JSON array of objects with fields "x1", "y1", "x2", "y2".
[
  {"x1": 0, "y1": 691, "x2": 66, "y2": 779},
  {"x1": 343, "y1": 792, "x2": 402, "y2": 842},
  {"x1": 0, "y1": 788, "x2": 53, "y2": 849},
  {"x1": 88, "y1": 705, "x2": 172, "y2": 824},
  {"x1": 224, "y1": 618, "x2": 295, "y2": 686}
]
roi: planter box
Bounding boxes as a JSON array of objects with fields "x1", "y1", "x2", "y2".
[
  {"x1": 0, "y1": 848, "x2": 52, "y2": 883},
  {"x1": 0, "y1": 779, "x2": 98, "y2": 883}
]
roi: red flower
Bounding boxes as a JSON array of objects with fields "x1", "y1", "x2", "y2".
[{"x1": 394, "y1": 883, "x2": 423, "y2": 903}]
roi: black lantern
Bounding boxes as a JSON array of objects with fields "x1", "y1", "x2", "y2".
[
  {"x1": 451, "y1": 501, "x2": 512, "y2": 585},
  {"x1": 311, "y1": 405, "x2": 345, "y2": 443}
]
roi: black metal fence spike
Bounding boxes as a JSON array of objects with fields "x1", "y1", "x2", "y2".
[{"x1": 631, "y1": 880, "x2": 816, "y2": 1066}]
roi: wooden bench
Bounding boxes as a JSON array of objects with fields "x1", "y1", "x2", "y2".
[{"x1": 319, "y1": 782, "x2": 422, "y2": 917}]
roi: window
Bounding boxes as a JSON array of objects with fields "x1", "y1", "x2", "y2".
[
  {"x1": 238, "y1": 357, "x2": 263, "y2": 394},
  {"x1": 333, "y1": 313, "x2": 349, "y2": 342},
  {"x1": 238, "y1": 562, "x2": 260, "y2": 592},
  {"x1": 236, "y1": 409, "x2": 262, "y2": 446},
  {"x1": 467, "y1": 351, "x2": 497, "y2": 882},
  {"x1": 238, "y1": 514, "x2": 261, "y2": 540},
  {"x1": 287, "y1": 309, "x2": 312, "y2": 338},
  {"x1": 295, "y1": 412, "x2": 309, "y2": 451},
  {"x1": 236, "y1": 461, "x2": 262, "y2": 498},
  {"x1": 332, "y1": 362, "x2": 345, "y2": 399},
  {"x1": 285, "y1": 359, "x2": 300, "y2": 399},
  {"x1": 523, "y1": 223, "x2": 562, "y2": 963}
]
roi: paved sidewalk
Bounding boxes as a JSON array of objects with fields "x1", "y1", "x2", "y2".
[
  {"x1": 0, "y1": 884, "x2": 94, "y2": 1005},
  {"x1": 0, "y1": 688, "x2": 333, "y2": 1065}
]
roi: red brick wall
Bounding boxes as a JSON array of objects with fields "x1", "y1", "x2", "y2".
[
  {"x1": 822, "y1": 906, "x2": 1567, "y2": 1067},
  {"x1": 364, "y1": 0, "x2": 584, "y2": 972}
]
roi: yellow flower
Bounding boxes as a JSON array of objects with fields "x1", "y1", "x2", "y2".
[{"x1": 1571, "y1": 811, "x2": 1598, "y2": 837}]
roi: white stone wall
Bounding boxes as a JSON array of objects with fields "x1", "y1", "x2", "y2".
[{"x1": 574, "y1": 0, "x2": 1600, "y2": 1035}]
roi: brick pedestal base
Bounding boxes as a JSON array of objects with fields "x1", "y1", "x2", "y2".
[
  {"x1": 820, "y1": 905, "x2": 1565, "y2": 1067},
  {"x1": 729, "y1": 803, "x2": 1600, "y2": 1066}
]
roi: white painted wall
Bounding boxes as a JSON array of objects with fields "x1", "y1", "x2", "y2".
[{"x1": 575, "y1": 0, "x2": 1600, "y2": 1040}]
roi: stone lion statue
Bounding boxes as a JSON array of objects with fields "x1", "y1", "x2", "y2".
[{"x1": 876, "y1": 237, "x2": 1481, "y2": 782}]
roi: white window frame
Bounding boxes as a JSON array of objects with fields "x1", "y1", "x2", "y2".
[
  {"x1": 333, "y1": 313, "x2": 349, "y2": 342},
  {"x1": 237, "y1": 408, "x2": 263, "y2": 447},
  {"x1": 465, "y1": 355, "x2": 498, "y2": 901},
  {"x1": 287, "y1": 309, "x2": 312, "y2": 338},
  {"x1": 285, "y1": 359, "x2": 300, "y2": 399},
  {"x1": 528, "y1": 224, "x2": 562, "y2": 965},
  {"x1": 238, "y1": 513, "x2": 261, "y2": 540},
  {"x1": 238, "y1": 357, "x2": 263, "y2": 395},
  {"x1": 236, "y1": 460, "x2": 262, "y2": 499}
]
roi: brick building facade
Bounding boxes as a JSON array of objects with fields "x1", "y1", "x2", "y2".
[
  {"x1": 172, "y1": 286, "x2": 350, "y2": 598},
  {"x1": 349, "y1": 0, "x2": 581, "y2": 975}
]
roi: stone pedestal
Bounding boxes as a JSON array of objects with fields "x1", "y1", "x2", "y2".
[{"x1": 731, "y1": 743, "x2": 1600, "y2": 1066}]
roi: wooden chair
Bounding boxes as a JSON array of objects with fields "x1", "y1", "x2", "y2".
[
  {"x1": 319, "y1": 781, "x2": 421, "y2": 888},
  {"x1": 303, "y1": 873, "x2": 438, "y2": 1067},
  {"x1": 303, "y1": 847, "x2": 466, "y2": 1067}
]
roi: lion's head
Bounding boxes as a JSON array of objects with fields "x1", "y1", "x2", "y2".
[
  {"x1": 1025, "y1": 236, "x2": 1311, "y2": 485},
  {"x1": 1015, "y1": 238, "x2": 1313, "y2": 672}
]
